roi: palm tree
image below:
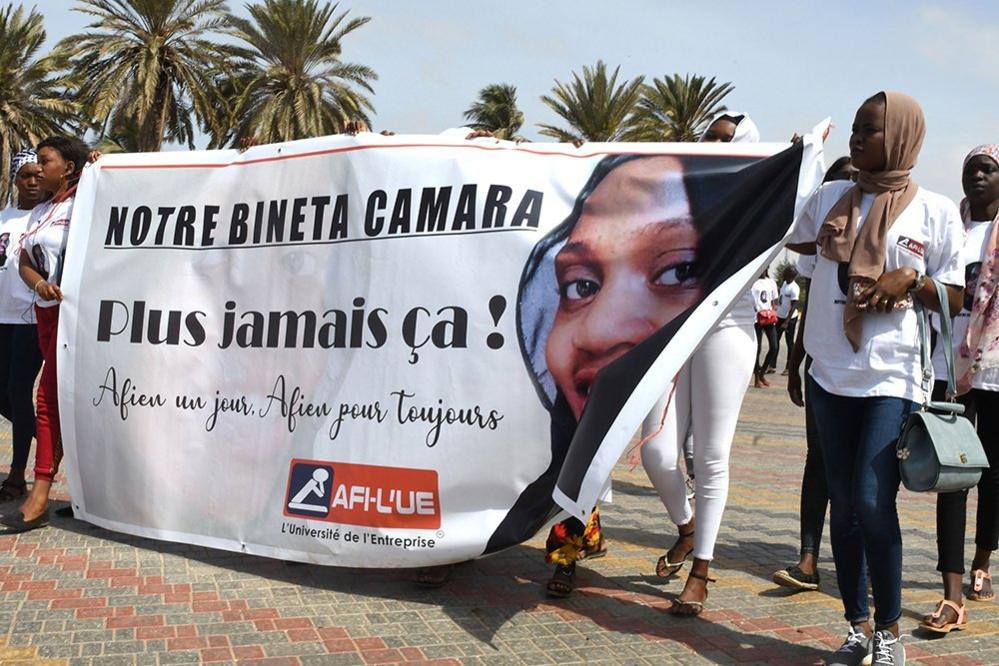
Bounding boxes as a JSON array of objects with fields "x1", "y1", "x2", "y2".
[
  {"x1": 538, "y1": 61, "x2": 644, "y2": 143},
  {"x1": 625, "y1": 73, "x2": 734, "y2": 142},
  {"x1": 0, "y1": 4, "x2": 77, "y2": 203},
  {"x1": 58, "y1": 0, "x2": 234, "y2": 152},
  {"x1": 221, "y1": 0, "x2": 377, "y2": 146},
  {"x1": 463, "y1": 84, "x2": 524, "y2": 141}
]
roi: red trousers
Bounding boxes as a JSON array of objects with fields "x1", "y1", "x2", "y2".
[{"x1": 33, "y1": 304, "x2": 61, "y2": 482}]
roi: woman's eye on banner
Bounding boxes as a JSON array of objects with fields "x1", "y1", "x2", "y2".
[{"x1": 530, "y1": 155, "x2": 704, "y2": 421}]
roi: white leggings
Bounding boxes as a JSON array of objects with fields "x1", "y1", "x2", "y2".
[{"x1": 640, "y1": 322, "x2": 756, "y2": 560}]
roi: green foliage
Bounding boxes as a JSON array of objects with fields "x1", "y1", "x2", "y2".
[
  {"x1": 538, "y1": 60, "x2": 644, "y2": 143},
  {"x1": 624, "y1": 73, "x2": 734, "y2": 142},
  {"x1": 58, "y1": 0, "x2": 235, "y2": 152},
  {"x1": 0, "y1": 3, "x2": 77, "y2": 203},
  {"x1": 2, "y1": 3, "x2": 744, "y2": 166},
  {"x1": 463, "y1": 83, "x2": 524, "y2": 141},
  {"x1": 218, "y1": 0, "x2": 376, "y2": 146}
]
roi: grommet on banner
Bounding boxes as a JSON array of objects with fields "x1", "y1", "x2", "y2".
[{"x1": 712, "y1": 300, "x2": 719, "y2": 307}]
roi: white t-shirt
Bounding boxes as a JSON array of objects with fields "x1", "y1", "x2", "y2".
[
  {"x1": 19, "y1": 197, "x2": 74, "y2": 309},
  {"x1": 751, "y1": 277, "x2": 778, "y2": 313},
  {"x1": 931, "y1": 219, "x2": 999, "y2": 391},
  {"x1": 787, "y1": 181, "x2": 964, "y2": 403},
  {"x1": 717, "y1": 290, "x2": 756, "y2": 329},
  {"x1": 0, "y1": 207, "x2": 38, "y2": 324},
  {"x1": 777, "y1": 281, "x2": 801, "y2": 319}
]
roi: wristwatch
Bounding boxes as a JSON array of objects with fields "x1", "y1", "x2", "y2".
[{"x1": 908, "y1": 272, "x2": 927, "y2": 293}]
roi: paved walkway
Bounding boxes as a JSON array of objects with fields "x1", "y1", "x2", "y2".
[{"x1": 1, "y1": 372, "x2": 997, "y2": 665}]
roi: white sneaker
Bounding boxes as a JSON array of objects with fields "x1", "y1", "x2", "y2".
[
  {"x1": 865, "y1": 629, "x2": 904, "y2": 666},
  {"x1": 826, "y1": 625, "x2": 869, "y2": 665}
]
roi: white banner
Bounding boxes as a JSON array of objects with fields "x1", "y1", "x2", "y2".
[{"x1": 58, "y1": 132, "x2": 819, "y2": 566}]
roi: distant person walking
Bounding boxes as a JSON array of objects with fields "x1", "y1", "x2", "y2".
[
  {"x1": 752, "y1": 269, "x2": 779, "y2": 387},
  {"x1": 775, "y1": 266, "x2": 801, "y2": 375}
]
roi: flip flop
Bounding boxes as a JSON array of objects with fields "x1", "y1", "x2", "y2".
[{"x1": 920, "y1": 599, "x2": 967, "y2": 633}]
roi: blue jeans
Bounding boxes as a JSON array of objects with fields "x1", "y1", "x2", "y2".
[{"x1": 807, "y1": 376, "x2": 917, "y2": 626}]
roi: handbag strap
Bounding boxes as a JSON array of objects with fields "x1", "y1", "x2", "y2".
[{"x1": 916, "y1": 277, "x2": 956, "y2": 402}]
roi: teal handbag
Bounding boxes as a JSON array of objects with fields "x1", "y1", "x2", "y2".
[{"x1": 896, "y1": 278, "x2": 989, "y2": 493}]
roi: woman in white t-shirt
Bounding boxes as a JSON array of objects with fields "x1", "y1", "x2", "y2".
[
  {"x1": 920, "y1": 144, "x2": 999, "y2": 634},
  {"x1": 639, "y1": 112, "x2": 761, "y2": 616},
  {"x1": 751, "y1": 269, "x2": 779, "y2": 386},
  {"x1": 0, "y1": 151, "x2": 46, "y2": 502},
  {"x1": 775, "y1": 265, "x2": 801, "y2": 374},
  {"x1": 0, "y1": 136, "x2": 91, "y2": 534},
  {"x1": 786, "y1": 92, "x2": 963, "y2": 665}
]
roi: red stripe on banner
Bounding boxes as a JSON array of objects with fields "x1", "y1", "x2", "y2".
[{"x1": 100, "y1": 142, "x2": 772, "y2": 171}]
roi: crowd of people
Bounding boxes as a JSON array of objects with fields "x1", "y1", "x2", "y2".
[{"x1": 0, "y1": 90, "x2": 997, "y2": 666}]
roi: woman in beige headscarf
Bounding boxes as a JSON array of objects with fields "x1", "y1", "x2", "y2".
[{"x1": 784, "y1": 92, "x2": 962, "y2": 666}]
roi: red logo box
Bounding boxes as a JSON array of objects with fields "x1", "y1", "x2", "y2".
[{"x1": 284, "y1": 458, "x2": 441, "y2": 530}]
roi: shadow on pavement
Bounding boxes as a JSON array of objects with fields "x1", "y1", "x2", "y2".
[{"x1": 50, "y1": 512, "x2": 826, "y2": 663}]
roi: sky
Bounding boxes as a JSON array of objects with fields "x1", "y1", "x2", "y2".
[{"x1": 30, "y1": 0, "x2": 999, "y2": 201}]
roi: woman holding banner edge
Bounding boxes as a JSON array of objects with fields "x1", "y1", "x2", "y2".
[
  {"x1": 638, "y1": 112, "x2": 761, "y2": 616},
  {"x1": 514, "y1": 135, "x2": 773, "y2": 597},
  {"x1": 786, "y1": 92, "x2": 962, "y2": 665},
  {"x1": 0, "y1": 135, "x2": 91, "y2": 534}
]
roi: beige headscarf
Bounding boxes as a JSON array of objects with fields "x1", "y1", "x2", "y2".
[{"x1": 817, "y1": 91, "x2": 926, "y2": 351}]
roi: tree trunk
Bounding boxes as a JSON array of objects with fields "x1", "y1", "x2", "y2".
[{"x1": 138, "y1": 74, "x2": 170, "y2": 152}]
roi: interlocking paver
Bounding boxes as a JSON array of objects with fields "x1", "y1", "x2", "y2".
[{"x1": 2, "y1": 367, "x2": 996, "y2": 664}]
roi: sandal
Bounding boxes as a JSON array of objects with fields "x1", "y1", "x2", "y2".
[
  {"x1": 0, "y1": 478, "x2": 26, "y2": 503},
  {"x1": 920, "y1": 599, "x2": 967, "y2": 633},
  {"x1": 656, "y1": 529, "x2": 694, "y2": 578},
  {"x1": 546, "y1": 563, "x2": 576, "y2": 598},
  {"x1": 580, "y1": 537, "x2": 608, "y2": 560},
  {"x1": 668, "y1": 570, "x2": 714, "y2": 617},
  {"x1": 414, "y1": 564, "x2": 454, "y2": 588},
  {"x1": 968, "y1": 569, "x2": 994, "y2": 602}
]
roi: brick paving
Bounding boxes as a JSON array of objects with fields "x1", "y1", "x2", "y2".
[{"x1": 2, "y1": 371, "x2": 997, "y2": 664}]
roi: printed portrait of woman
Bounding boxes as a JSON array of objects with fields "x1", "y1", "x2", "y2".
[
  {"x1": 486, "y1": 153, "x2": 721, "y2": 553},
  {"x1": 524, "y1": 155, "x2": 704, "y2": 417}
]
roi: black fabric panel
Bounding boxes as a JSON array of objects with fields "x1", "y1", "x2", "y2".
[{"x1": 556, "y1": 142, "x2": 805, "y2": 503}]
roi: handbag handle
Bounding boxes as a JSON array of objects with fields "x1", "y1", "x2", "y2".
[{"x1": 916, "y1": 277, "x2": 960, "y2": 405}]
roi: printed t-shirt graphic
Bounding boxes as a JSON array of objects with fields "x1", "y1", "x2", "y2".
[
  {"x1": 0, "y1": 206, "x2": 37, "y2": 324},
  {"x1": 19, "y1": 197, "x2": 73, "y2": 308},
  {"x1": 930, "y1": 219, "x2": 997, "y2": 390}
]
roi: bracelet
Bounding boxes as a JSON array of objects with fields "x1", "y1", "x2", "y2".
[
  {"x1": 33, "y1": 279, "x2": 45, "y2": 294},
  {"x1": 908, "y1": 272, "x2": 927, "y2": 293}
]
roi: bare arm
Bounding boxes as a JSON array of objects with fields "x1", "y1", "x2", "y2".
[{"x1": 18, "y1": 251, "x2": 61, "y2": 302}]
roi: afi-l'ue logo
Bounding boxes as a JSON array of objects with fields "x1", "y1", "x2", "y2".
[
  {"x1": 284, "y1": 459, "x2": 441, "y2": 529},
  {"x1": 896, "y1": 236, "x2": 925, "y2": 258}
]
